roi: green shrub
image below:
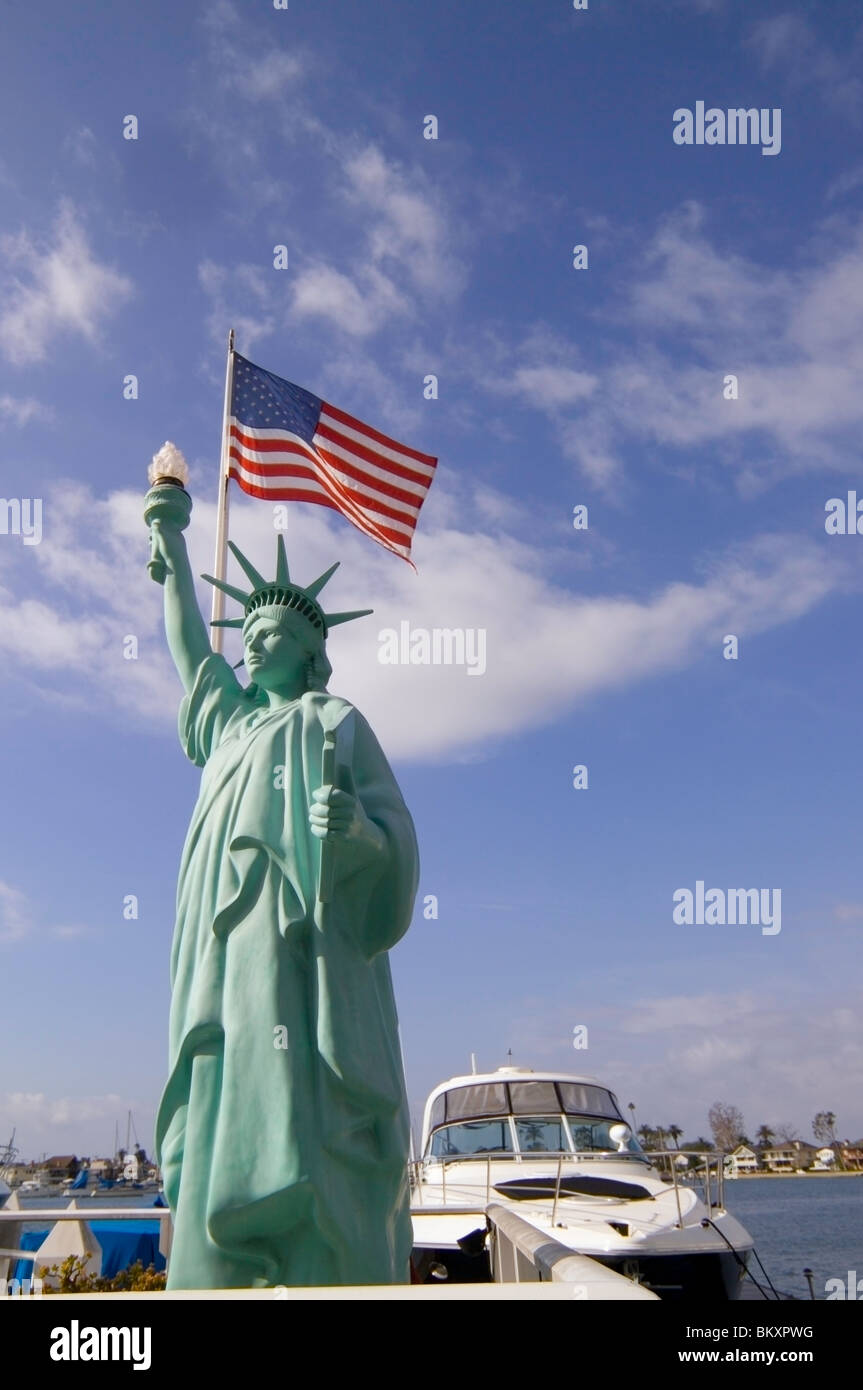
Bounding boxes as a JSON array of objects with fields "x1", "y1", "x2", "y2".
[{"x1": 37, "y1": 1254, "x2": 167, "y2": 1293}]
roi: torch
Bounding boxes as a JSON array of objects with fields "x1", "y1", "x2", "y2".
[{"x1": 144, "y1": 442, "x2": 191, "y2": 584}]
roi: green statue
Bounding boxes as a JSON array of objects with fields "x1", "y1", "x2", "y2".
[{"x1": 144, "y1": 479, "x2": 419, "y2": 1289}]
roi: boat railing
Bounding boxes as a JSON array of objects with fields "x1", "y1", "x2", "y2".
[
  {"x1": 410, "y1": 1147, "x2": 727, "y2": 1222},
  {"x1": 644, "y1": 1149, "x2": 726, "y2": 1220},
  {"x1": 410, "y1": 1154, "x2": 494, "y2": 1204},
  {"x1": 0, "y1": 1205, "x2": 172, "y2": 1280}
]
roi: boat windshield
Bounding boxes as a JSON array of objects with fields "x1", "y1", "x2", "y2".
[
  {"x1": 424, "y1": 1080, "x2": 640, "y2": 1160},
  {"x1": 565, "y1": 1116, "x2": 639, "y2": 1154},
  {"x1": 429, "y1": 1120, "x2": 514, "y2": 1157},
  {"x1": 513, "y1": 1117, "x2": 568, "y2": 1152},
  {"x1": 428, "y1": 1114, "x2": 642, "y2": 1159}
]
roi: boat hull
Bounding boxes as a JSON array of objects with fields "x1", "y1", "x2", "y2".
[
  {"x1": 410, "y1": 1236, "x2": 748, "y2": 1300},
  {"x1": 591, "y1": 1247, "x2": 748, "y2": 1301}
]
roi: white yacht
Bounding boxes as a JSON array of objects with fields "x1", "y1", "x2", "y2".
[{"x1": 410, "y1": 1067, "x2": 755, "y2": 1300}]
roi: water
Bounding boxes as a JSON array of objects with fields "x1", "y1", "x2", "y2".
[{"x1": 723, "y1": 1176, "x2": 863, "y2": 1299}]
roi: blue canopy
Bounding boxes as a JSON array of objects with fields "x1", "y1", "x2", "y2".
[{"x1": 13, "y1": 1219, "x2": 164, "y2": 1284}]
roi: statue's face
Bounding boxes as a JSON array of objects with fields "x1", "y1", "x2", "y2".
[{"x1": 243, "y1": 614, "x2": 308, "y2": 691}]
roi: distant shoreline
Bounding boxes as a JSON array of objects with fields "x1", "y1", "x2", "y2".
[{"x1": 728, "y1": 1169, "x2": 863, "y2": 1179}]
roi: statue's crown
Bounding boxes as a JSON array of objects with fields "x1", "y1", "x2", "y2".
[{"x1": 202, "y1": 536, "x2": 372, "y2": 638}]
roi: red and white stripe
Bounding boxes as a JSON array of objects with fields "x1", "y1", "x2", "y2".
[{"x1": 228, "y1": 402, "x2": 437, "y2": 563}]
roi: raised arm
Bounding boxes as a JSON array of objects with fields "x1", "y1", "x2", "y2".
[{"x1": 147, "y1": 514, "x2": 212, "y2": 694}]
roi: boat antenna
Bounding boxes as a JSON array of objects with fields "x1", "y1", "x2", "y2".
[{"x1": 470, "y1": 1053, "x2": 477, "y2": 1075}]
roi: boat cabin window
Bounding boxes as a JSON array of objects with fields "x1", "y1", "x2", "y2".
[
  {"x1": 514, "y1": 1117, "x2": 567, "y2": 1152},
  {"x1": 566, "y1": 1116, "x2": 637, "y2": 1153},
  {"x1": 558, "y1": 1084, "x2": 621, "y2": 1120},
  {"x1": 428, "y1": 1084, "x2": 509, "y2": 1130},
  {"x1": 510, "y1": 1083, "x2": 559, "y2": 1114},
  {"x1": 429, "y1": 1120, "x2": 514, "y2": 1158}
]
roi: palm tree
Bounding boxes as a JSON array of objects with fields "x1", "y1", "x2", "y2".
[
  {"x1": 667, "y1": 1125, "x2": 683, "y2": 1150},
  {"x1": 756, "y1": 1125, "x2": 774, "y2": 1149},
  {"x1": 628, "y1": 1102, "x2": 637, "y2": 1133}
]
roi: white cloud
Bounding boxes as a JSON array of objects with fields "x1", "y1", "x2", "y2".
[
  {"x1": 288, "y1": 145, "x2": 464, "y2": 338},
  {"x1": 827, "y1": 164, "x2": 863, "y2": 201},
  {"x1": 0, "y1": 1091, "x2": 160, "y2": 1161},
  {"x1": 0, "y1": 203, "x2": 133, "y2": 365},
  {"x1": 292, "y1": 262, "x2": 408, "y2": 337},
  {"x1": 507, "y1": 985, "x2": 863, "y2": 1140},
  {"x1": 747, "y1": 14, "x2": 863, "y2": 120},
  {"x1": 61, "y1": 126, "x2": 99, "y2": 168},
  {"x1": 0, "y1": 394, "x2": 50, "y2": 427},
  {"x1": 5, "y1": 1091, "x2": 120, "y2": 1124},
  {"x1": 0, "y1": 882, "x2": 32, "y2": 942},
  {"x1": 203, "y1": 506, "x2": 844, "y2": 762},
  {"x1": 0, "y1": 483, "x2": 179, "y2": 723},
  {"x1": 343, "y1": 145, "x2": 464, "y2": 301},
  {"x1": 0, "y1": 478, "x2": 849, "y2": 761},
  {"x1": 493, "y1": 205, "x2": 863, "y2": 491},
  {"x1": 627, "y1": 202, "x2": 787, "y2": 336},
  {"x1": 199, "y1": 140, "x2": 463, "y2": 346},
  {"x1": 0, "y1": 877, "x2": 100, "y2": 948},
  {"x1": 511, "y1": 365, "x2": 598, "y2": 408},
  {"x1": 198, "y1": 258, "x2": 275, "y2": 354},
  {"x1": 228, "y1": 49, "x2": 303, "y2": 100},
  {"x1": 51, "y1": 925, "x2": 97, "y2": 940},
  {"x1": 203, "y1": 0, "x2": 305, "y2": 102},
  {"x1": 621, "y1": 992, "x2": 760, "y2": 1034}
]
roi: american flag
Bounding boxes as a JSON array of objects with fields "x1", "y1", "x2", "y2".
[{"x1": 227, "y1": 352, "x2": 437, "y2": 564}]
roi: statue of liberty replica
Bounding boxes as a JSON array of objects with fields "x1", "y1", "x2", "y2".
[{"x1": 142, "y1": 344, "x2": 431, "y2": 1288}]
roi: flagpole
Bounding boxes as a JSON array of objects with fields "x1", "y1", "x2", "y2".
[{"x1": 210, "y1": 327, "x2": 235, "y2": 654}]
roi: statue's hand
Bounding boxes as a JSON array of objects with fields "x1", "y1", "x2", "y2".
[{"x1": 309, "y1": 786, "x2": 386, "y2": 875}]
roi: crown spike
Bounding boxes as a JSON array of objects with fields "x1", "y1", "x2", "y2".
[
  {"x1": 227, "y1": 541, "x2": 267, "y2": 590},
  {"x1": 325, "y1": 608, "x2": 374, "y2": 629},
  {"x1": 201, "y1": 574, "x2": 252, "y2": 605},
  {"x1": 275, "y1": 535, "x2": 290, "y2": 587},
  {"x1": 210, "y1": 617, "x2": 246, "y2": 628},
  {"x1": 305, "y1": 562, "x2": 340, "y2": 599}
]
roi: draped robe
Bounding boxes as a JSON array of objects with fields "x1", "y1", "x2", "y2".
[{"x1": 155, "y1": 654, "x2": 418, "y2": 1288}]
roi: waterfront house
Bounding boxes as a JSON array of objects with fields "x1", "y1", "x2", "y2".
[
  {"x1": 37, "y1": 1155, "x2": 79, "y2": 1182},
  {"x1": 762, "y1": 1141, "x2": 818, "y2": 1172},
  {"x1": 88, "y1": 1157, "x2": 116, "y2": 1178},
  {"x1": 3, "y1": 1162, "x2": 38, "y2": 1187},
  {"x1": 761, "y1": 1145, "x2": 795, "y2": 1172},
  {"x1": 726, "y1": 1144, "x2": 759, "y2": 1175},
  {"x1": 789, "y1": 1141, "x2": 818, "y2": 1170},
  {"x1": 840, "y1": 1143, "x2": 863, "y2": 1170}
]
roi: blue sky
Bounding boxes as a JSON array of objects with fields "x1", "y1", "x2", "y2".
[{"x1": 2, "y1": 0, "x2": 862, "y2": 1161}]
